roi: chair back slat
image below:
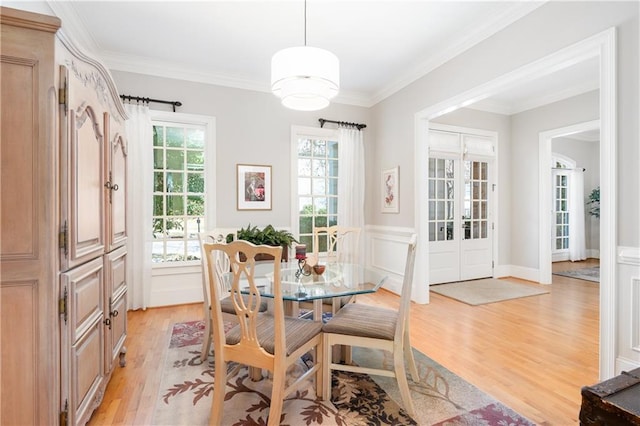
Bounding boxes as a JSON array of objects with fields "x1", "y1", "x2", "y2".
[
  {"x1": 396, "y1": 234, "x2": 417, "y2": 342},
  {"x1": 204, "y1": 240, "x2": 285, "y2": 356},
  {"x1": 199, "y1": 229, "x2": 237, "y2": 300},
  {"x1": 313, "y1": 225, "x2": 361, "y2": 264}
]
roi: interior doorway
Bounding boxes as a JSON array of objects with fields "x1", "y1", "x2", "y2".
[
  {"x1": 539, "y1": 120, "x2": 600, "y2": 284},
  {"x1": 415, "y1": 28, "x2": 616, "y2": 378}
]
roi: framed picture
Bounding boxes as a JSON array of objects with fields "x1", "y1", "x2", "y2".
[
  {"x1": 237, "y1": 164, "x2": 272, "y2": 210},
  {"x1": 381, "y1": 166, "x2": 399, "y2": 213}
]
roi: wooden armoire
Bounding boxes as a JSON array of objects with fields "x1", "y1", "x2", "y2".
[{"x1": 1, "y1": 7, "x2": 128, "y2": 425}]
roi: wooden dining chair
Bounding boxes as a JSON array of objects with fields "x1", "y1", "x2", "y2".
[
  {"x1": 321, "y1": 234, "x2": 419, "y2": 416},
  {"x1": 198, "y1": 229, "x2": 267, "y2": 361},
  {"x1": 303, "y1": 225, "x2": 362, "y2": 316},
  {"x1": 203, "y1": 240, "x2": 324, "y2": 426},
  {"x1": 311, "y1": 225, "x2": 361, "y2": 265}
]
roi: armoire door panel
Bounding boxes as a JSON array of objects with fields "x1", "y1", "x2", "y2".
[
  {"x1": 107, "y1": 292, "x2": 127, "y2": 372},
  {"x1": 106, "y1": 245, "x2": 127, "y2": 297},
  {"x1": 105, "y1": 112, "x2": 128, "y2": 251},
  {"x1": 62, "y1": 257, "x2": 104, "y2": 344},
  {"x1": 104, "y1": 246, "x2": 127, "y2": 372},
  {"x1": 0, "y1": 57, "x2": 37, "y2": 260},
  {"x1": 71, "y1": 317, "x2": 105, "y2": 426},
  {"x1": 1, "y1": 282, "x2": 37, "y2": 426},
  {"x1": 66, "y1": 103, "x2": 105, "y2": 270}
]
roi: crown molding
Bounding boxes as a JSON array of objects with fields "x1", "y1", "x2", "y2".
[
  {"x1": 469, "y1": 80, "x2": 599, "y2": 115},
  {"x1": 46, "y1": 1, "x2": 100, "y2": 56},
  {"x1": 368, "y1": 1, "x2": 546, "y2": 106}
]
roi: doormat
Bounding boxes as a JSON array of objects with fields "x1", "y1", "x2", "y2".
[
  {"x1": 553, "y1": 266, "x2": 599, "y2": 283},
  {"x1": 430, "y1": 278, "x2": 549, "y2": 306}
]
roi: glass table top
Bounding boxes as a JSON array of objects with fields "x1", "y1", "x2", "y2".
[{"x1": 228, "y1": 262, "x2": 388, "y2": 302}]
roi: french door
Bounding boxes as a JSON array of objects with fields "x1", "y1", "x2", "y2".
[{"x1": 428, "y1": 128, "x2": 495, "y2": 284}]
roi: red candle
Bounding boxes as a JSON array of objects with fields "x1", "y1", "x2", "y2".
[{"x1": 295, "y1": 244, "x2": 306, "y2": 260}]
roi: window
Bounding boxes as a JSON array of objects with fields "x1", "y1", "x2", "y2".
[
  {"x1": 151, "y1": 114, "x2": 215, "y2": 264},
  {"x1": 551, "y1": 154, "x2": 575, "y2": 257},
  {"x1": 291, "y1": 126, "x2": 339, "y2": 254},
  {"x1": 554, "y1": 172, "x2": 570, "y2": 250}
]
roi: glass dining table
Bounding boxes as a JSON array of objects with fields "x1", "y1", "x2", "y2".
[{"x1": 234, "y1": 261, "x2": 389, "y2": 321}]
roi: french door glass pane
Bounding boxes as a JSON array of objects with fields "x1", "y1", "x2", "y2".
[
  {"x1": 427, "y1": 157, "x2": 455, "y2": 241},
  {"x1": 464, "y1": 160, "x2": 489, "y2": 240}
]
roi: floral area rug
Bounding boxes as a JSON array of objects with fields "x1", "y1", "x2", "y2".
[
  {"x1": 152, "y1": 320, "x2": 535, "y2": 425},
  {"x1": 553, "y1": 266, "x2": 600, "y2": 283}
]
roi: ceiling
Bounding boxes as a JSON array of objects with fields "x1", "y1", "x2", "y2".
[{"x1": 10, "y1": 1, "x2": 598, "y2": 112}]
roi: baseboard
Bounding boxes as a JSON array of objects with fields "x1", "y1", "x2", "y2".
[{"x1": 500, "y1": 265, "x2": 541, "y2": 283}]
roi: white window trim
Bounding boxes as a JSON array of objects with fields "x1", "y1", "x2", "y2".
[
  {"x1": 150, "y1": 110, "x2": 216, "y2": 268},
  {"x1": 290, "y1": 125, "x2": 339, "y2": 239}
]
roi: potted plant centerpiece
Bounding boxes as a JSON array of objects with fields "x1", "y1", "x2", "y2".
[{"x1": 236, "y1": 224, "x2": 297, "y2": 261}]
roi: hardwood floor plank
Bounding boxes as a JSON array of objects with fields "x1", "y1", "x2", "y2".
[{"x1": 88, "y1": 260, "x2": 599, "y2": 425}]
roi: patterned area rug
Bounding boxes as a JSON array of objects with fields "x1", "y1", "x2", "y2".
[
  {"x1": 152, "y1": 320, "x2": 534, "y2": 425},
  {"x1": 553, "y1": 266, "x2": 600, "y2": 283},
  {"x1": 430, "y1": 278, "x2": 549, "y2": 306}
]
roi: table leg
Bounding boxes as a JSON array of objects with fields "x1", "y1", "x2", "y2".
[
  {"x1": 249, "y1": 366, "x2": 263, "y2": 381},
  {"x1": 313, "y1": 300, "x2": 322, "y2": 322}
]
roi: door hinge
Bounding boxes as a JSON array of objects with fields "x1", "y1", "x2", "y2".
[
  {"x1": 59, "y1": 286, "x2": 68, "y2": 324},
  {"x1": 492, "y1": 222, "x2": 495, "y2": 230},
  {"x1": 59, "y1": 72, "x2": 68, "y2": 115},
  {"x1": 59, "y1": 221, "x2": 68, "y2": 256},
  {"x1": 492, "y1": 260, "x2": 495, "y2": 269},
  {"x1": 60, "y1": 399, "x2": 68, "y2": 426}
]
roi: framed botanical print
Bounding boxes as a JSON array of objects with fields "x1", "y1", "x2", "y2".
[{"x1": 381, "y1": 166, "x2": 399, "y2": 213}]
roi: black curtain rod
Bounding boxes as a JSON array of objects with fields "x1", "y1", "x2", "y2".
[
  {"x1": 552, "y1": 167, "x2": 586, "y2": 171},
  {"x1": 318, "y1": 118, "x2": 367, "y2": 131},
  {"x1": 120, "y1": 94, "x2": 182, "y2": 112}
]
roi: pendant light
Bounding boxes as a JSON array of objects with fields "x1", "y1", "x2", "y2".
[{"x1": 271, "y1": 0, "x2": 339, "y2": 111}]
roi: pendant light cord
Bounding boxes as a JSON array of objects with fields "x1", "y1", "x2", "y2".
[{"x1": 304, "y1": 0, "x2": 307, "y2": 46}]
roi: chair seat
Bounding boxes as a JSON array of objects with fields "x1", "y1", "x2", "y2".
[
  {"x1": 220, "y1": 295, "x2": 268, "y2": 314},
  {"x1": 227, "y1": 315, "x2": 322, "y2": 356},
  {"x1": 322, "y1": 303, "x2": 397, "y2": 340}
]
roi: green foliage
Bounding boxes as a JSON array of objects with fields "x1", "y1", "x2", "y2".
[
  {"x1": 237, "y1": 224, "x2": 298, "y2": 247},
  {"x1": 587, "y1": 186, "x2": 600, "y2": 218}
]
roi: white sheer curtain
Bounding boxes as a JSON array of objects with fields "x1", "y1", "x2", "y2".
[
  {"x1": 337, "y1": 127, "x2": 365, "y2": 264},
  {"x1": 569, "y1": 168, "x2": 587, "y2": 261},
  {"x1": 124, "y1": 104, "x2": 153, "y2": 310}
]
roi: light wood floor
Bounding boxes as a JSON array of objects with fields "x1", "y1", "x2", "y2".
[{"x1": 88, "y1": 259, "x2": 599, "y2": 425}]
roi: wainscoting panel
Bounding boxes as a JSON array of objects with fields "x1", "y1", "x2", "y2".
[
  {"x1": 149, "y1": 265, "x2": 202, "y2": 307},
  {"x1": 616, "y1": 246, "x2": 640, "y2": 373},
  {"x1": 366, "y1": 226, "x2": 415, "y2": 297}
]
